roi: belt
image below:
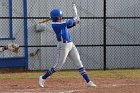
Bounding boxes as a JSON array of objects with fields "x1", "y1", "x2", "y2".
[{"x1": 58, "y1": 40, "x2": 71, "y2": 43}]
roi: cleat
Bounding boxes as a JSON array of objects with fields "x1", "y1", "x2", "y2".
[
  {"x1": 87, "y1": 81, "x2": 96, "y2": 87},
  {"x1": 39, "y1": 76, "x2": 45, "y2": 88}
]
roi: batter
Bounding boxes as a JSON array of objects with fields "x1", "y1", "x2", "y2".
[{"x1": 39, "y1": 9, "x2": 96, "y2": 88}]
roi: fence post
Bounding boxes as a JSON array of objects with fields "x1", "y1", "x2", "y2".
[
  {"x1": 103, "y1": 0, "x2": 107, "y2": 70},
  {"x1": 23, "y1": 0, "x2": 28, "y2": 70},
  {"x1": 9, "y1": 0, "x2": 13, "y2": 38}
]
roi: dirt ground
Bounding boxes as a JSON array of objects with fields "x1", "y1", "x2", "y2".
[{"x1": 0, "y1": 78, "x2": 140, "y2": 93}]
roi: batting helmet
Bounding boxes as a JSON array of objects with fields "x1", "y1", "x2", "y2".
[{"x1": 50, "y1": 9, "x2": 64, "y2": 20}]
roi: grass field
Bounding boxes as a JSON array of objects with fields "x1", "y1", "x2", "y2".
[{"x1": 0, "y1": 69, "x2": 140, "y2": 79}]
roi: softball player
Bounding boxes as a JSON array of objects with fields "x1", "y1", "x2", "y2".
[{"x1": 39, "y1": 9, "x2": 96, "y2": 88}]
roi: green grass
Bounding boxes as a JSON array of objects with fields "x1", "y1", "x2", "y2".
[
  {"x1": 91, "y1": 69, "x2": 140, "y2": 78},
  {"x1": 0, "y1": 69, "x2": 140, "y2": 79}
]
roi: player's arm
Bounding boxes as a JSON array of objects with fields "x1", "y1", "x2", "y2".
[{"x1": 66, "y1": 18, "x2": 80, "y2": 29}]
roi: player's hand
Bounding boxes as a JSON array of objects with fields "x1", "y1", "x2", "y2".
[
  {"x1": 7, "y1": 43, "x2": 20, "y2": 54},
  {"x1": 76, "y1": 18, "x2": 80, "y2": 24},
  {"x1": 74, "y1": 17, "x2": 80, "y2": 24}
]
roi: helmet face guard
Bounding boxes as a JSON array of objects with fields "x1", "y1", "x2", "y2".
[{"x1": 50, "y1": 9, "x2": 64, "y2": 20}]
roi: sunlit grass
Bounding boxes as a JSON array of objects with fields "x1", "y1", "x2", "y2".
[{"x1": 0, "y1": 69, "x2": 140, "y2": 79}]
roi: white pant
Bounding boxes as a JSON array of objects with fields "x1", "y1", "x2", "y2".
[{"x1": 54, "y1": 41, "x2": 83, "y2": 70}]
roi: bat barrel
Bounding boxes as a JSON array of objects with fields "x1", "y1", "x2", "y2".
[{"x1": 72, "y1": 3, "x2": 79, "y2": 19}]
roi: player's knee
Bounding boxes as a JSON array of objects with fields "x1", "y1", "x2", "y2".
[{"x1": 75, "y1": 61, "x2": 83, "y2": 68}]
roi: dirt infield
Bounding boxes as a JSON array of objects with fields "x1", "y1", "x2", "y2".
[{"x1": 0, "y1": 78, "x2": 140, "y2": 93}]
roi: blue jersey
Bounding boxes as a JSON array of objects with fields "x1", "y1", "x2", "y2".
[{"x1": 51, "y1": 19, "x2": 76, "y2": 42}]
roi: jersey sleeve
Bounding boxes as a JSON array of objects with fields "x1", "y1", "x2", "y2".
[{"x1": 66, "y1": 19, "x2": 76, "y2": 29}]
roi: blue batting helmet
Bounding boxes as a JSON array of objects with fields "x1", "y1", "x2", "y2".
[{"x1": 50, "y1": 9, "x2": 64, "y2": 20}]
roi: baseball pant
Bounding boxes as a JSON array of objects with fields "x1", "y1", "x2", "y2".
[{"x1": 54, "y1": 41, "x2": 83, "y2": 70}]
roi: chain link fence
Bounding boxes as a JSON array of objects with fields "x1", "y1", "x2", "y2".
[{"x1": 0, "y1": 0, "x2": 140, "y2": 70}]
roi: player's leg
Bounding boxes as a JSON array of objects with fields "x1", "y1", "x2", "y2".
[
  {"x1": 69, "y1": 43, "x2": 96, "y2": 87},
  {"x1": 42, "y1": 43, "x2": 70, "y2": 79},
  {"x1": 41, "y1": 48, "x2": 69, "y2": 79},
  {"x1": 39, "y1": 42, "x2": 70, "y2": 87},
  {"x1": 69, "y1": 46, "x2": 90, "y2": 82}
]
